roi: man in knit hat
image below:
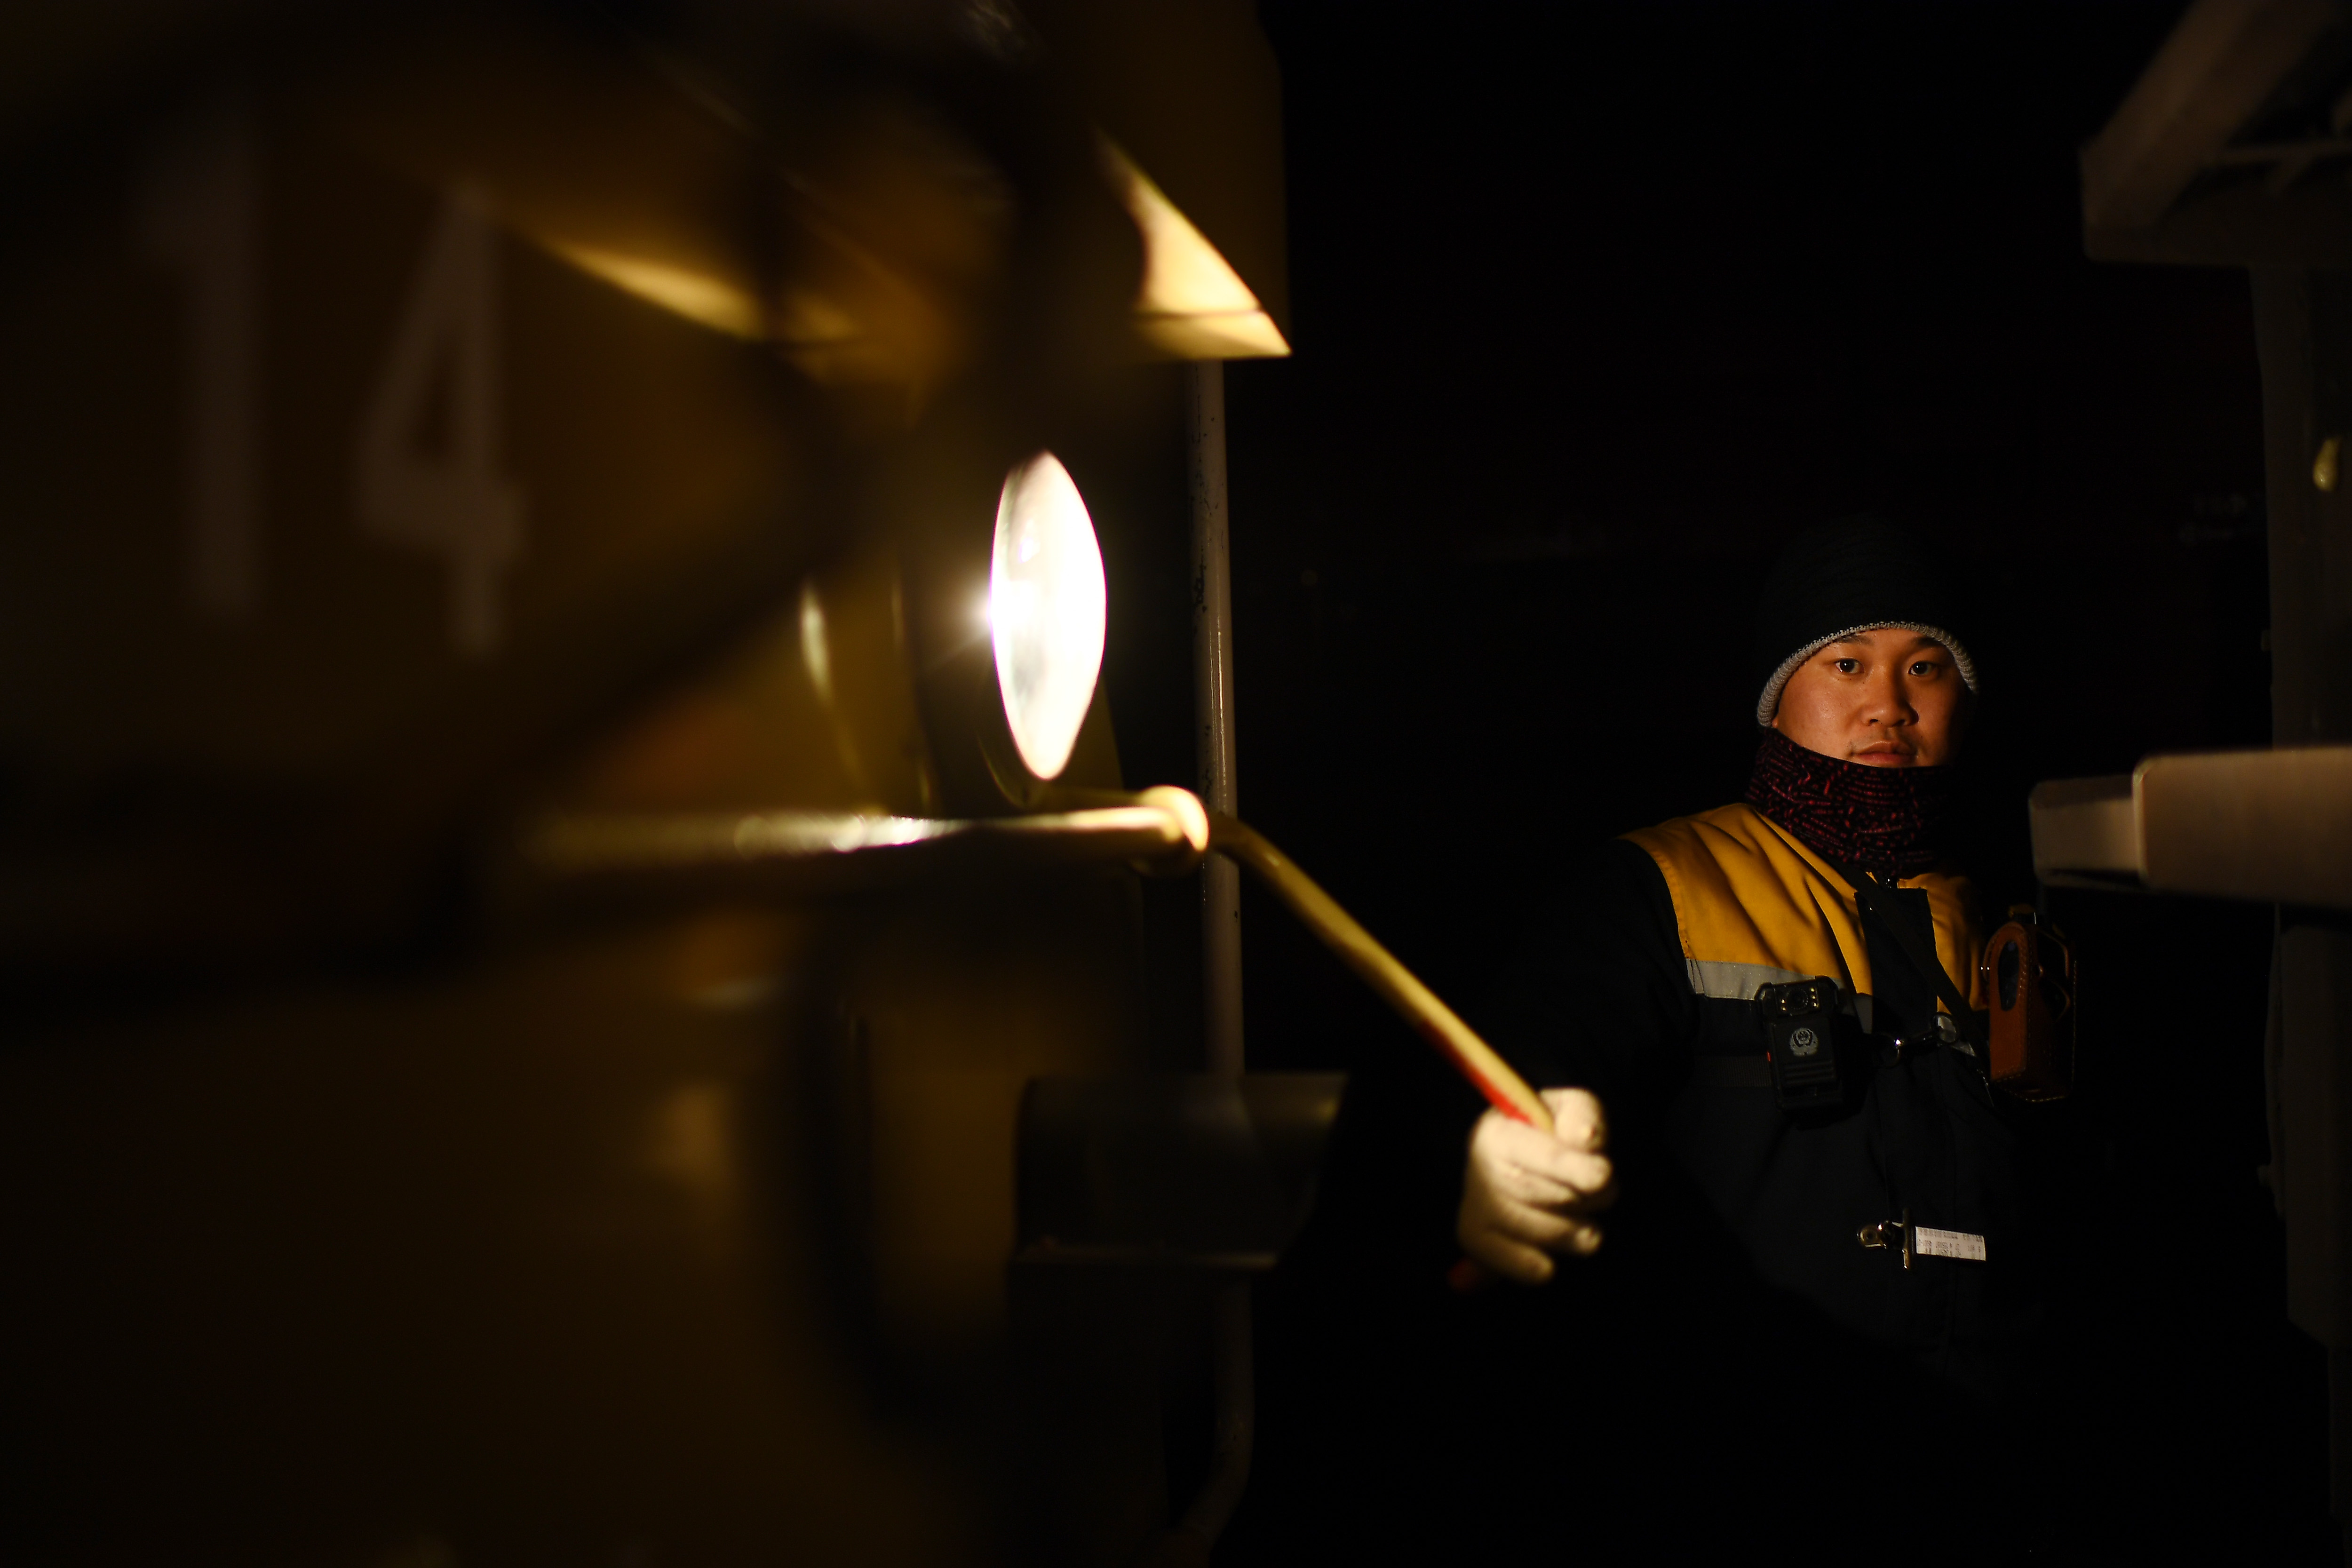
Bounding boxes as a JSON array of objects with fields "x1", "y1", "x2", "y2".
[{"x1": 1450, "y1": 516, "x2": 2034, "y2": 1555}]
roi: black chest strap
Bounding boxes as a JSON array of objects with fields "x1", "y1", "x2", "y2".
[{"x1": 1843, "y1": 866, "x2": 1984, "y2": 1049}]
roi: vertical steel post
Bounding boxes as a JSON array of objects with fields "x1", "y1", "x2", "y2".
[
  {"x1": 1180, "y1": 358, "x2": 1253, "y2": 1550},
  {"x1": 1189, "y1": 360, "x2": 1244, "y2": 1077}
]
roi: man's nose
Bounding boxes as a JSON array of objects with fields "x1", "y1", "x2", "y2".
[{"x1": 1863, "y1": 667, "x2": 1918, "y2": 726}]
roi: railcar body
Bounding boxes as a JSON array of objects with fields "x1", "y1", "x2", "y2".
[{"x1": 0, "y1": 5, "x2": 1302, "y2": 1563}]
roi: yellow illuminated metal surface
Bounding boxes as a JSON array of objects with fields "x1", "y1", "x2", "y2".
[
  {"x1": 538, "y1": 239, "x2": 762, "y2": 339},
  {"x1": 990, "y1": 453, "x2": 1108, "y2": 781},
  {"x1": 1101, "y1": 140, "x2": 1290, "y2": 360},
  {"x1": 0, "y1": 5, "x2": 1290, "y2": 1560}
]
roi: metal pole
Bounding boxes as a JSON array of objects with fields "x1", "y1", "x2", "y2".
[
  {"x1": 1180, "y1": 358, "x2": 1253, "y2": 1552},
  {"x1": 1189, "y1": 360, "x2": 1243, "y2": 1079}
]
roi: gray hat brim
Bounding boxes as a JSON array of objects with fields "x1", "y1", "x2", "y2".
[{"x1": 1754, "y1": 621, "x2": 1979, "y2": 728}]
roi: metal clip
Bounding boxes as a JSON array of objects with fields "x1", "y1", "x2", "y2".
[
  {"x1": 1875, "y1": 1034, "x2": 1931, "y2": 1067},
  {"x1": 1855, "y1": 1206, "x2": 1914, "y2": 1270}
]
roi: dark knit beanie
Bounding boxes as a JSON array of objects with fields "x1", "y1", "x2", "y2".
[{"x1": 1750, "y1": 515, "x2": 1978, "y2": 726}]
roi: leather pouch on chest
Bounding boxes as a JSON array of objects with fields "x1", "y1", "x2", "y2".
[{"x1": 1755, "y1": 978, "x2": 1863, "y2": 1113}]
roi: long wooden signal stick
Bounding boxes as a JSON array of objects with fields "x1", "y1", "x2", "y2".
[
  {"x1": 989, "y1": 781, "x2": 1552, "y2": 1137},
  {"x1": 1202, "y1": 810, "x2": 1553, "y2": 1136}
]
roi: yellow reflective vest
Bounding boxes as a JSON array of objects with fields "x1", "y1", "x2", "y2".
[
  {"x1": 1570, "y1": 800, "x2": 2028, "y2": 1379},
  {"x1": 1623, "y1": 800, "x2": 1988, "y2": 1025}
]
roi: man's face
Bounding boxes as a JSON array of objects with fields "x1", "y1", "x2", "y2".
[{"x1": 1772, "y1": 628, "x2": 1965, "y2": 767}]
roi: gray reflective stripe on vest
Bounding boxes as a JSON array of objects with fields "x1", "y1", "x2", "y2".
[{"x1": 1685, "y1": 959, "x2": 1808, "y2": 1000}]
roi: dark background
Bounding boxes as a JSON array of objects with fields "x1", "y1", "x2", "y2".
[{"x1": 1089, "y1": 1, "x2": 2338, "y2": 1560}]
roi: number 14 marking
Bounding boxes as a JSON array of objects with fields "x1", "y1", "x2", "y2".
[
  {"x1": 353, "y1": 186, "x2": 528, "y2": 658},
  {"x1": 140, "y1": 118, "x2": 528, "y2": 658}
]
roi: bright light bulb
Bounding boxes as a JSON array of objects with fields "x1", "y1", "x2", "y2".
[{"x1": 990, "y1": 453, "x2": 1106, "y2": 780}]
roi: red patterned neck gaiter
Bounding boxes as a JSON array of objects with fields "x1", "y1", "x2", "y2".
[{"x1": 1742, "y1": 727, "x2": 1959, "y2": 877}]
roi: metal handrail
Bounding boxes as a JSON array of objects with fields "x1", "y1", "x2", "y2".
[{"x1": 521, "y1": 784, "x2": 1550, "y2": 1135}]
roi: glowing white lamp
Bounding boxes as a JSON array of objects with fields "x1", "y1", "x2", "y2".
[{"x1": 990, "y1": 453, "x2": 1107, "y2": 780}]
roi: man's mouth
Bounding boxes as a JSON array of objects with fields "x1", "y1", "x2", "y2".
[{"x1": 1852, "y1": 742, "x2": 1915, "y2": 766}]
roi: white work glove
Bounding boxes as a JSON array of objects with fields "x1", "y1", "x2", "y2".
[{"x1": 1456, "y1": 1087, "x2": 1615, "y2": 1285}]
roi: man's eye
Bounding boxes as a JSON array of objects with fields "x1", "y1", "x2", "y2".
[
  {"x1": 1910, "y1": 661, "x2": 1939, "y2": 677},
  {"x1": 1834, "y1": 659, "x2": 1860, "y2": 675}
]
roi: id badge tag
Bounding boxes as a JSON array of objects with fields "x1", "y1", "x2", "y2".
[
  {"x1": 1857, "y1": 1208, "x2": 1988, "y2": 1269},
  {"x1": 1913, "y1": 1225, "x2": 1987, "y2": 1261}
]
